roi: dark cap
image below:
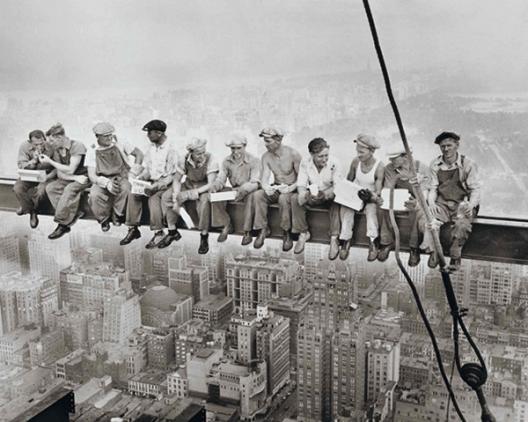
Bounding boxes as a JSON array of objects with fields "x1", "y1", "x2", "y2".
[
  {"x1": 142, "y1": 119, "x2": 167, "y2": 133},
  {"x1": 435, "y1": 131, "x2": 460, "y2": 144}
]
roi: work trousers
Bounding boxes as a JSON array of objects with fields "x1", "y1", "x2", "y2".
[
  {"x1": 46, "y1": 178, "x2": 91, "y2": 226},
  {"x1": 162, "y1": 188, "x2": 211, "y2": 232},
  {"x1": 290, "y1": 194, "x2": 340, "y2": 237},
  {"x1": 253, "y1": 189, "x2": 292, "y2": 232},
  {"x1": 88, "y1": 179, "x2": 131, "y2": 223},
  {"x1": 379, "y1": 208, "x2": 421, "y2": 249},
  {"x1": 211, "y1": 189, "x2": 256, "y2": 232},
  {"x1": 339, "y1": 203, "x2": 378, "y2": 241},
  {"x1": 126, "y1": 188, "x2": 169, "y2": 231},
  {"x1": 13, "y1": 179, "x2": 50, "y2": 214}
]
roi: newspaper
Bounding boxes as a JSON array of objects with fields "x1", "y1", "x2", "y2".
[
  {"x1": 130, "y1": 178, "x2": 153, "y2": 196},
  {"x1": 380, "y1": 188, "x2": 410, "y2": 211},
  {"x1": 334, "y1": 179, "x2": 364, "y2": 211},
  {"x1": 210, "y1": 190, "x2": 237, "y2": 202}
]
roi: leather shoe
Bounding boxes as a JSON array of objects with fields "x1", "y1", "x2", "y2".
[
  {"x1": 30, "y1": 212, "x2": 39, "y2": 229},
  {"x1": 101, "y1": 219, "x2": 111, "y2": 232},
  {"x1": 120, "y1": 227, "x2": 141, "y2": 245},
  {"x1": 367, "y1": 239, "x2": 379, "y2": 262},
  {"x1": 282, "y1": 231, "x2": 293, "y2": 252},
  {"x1": 158, "y1": 230, "x2": 182, "y2": 249},
  {"x1": 198, "y1": 234, "x2": 209, "y2": 254},
  {"x1": 449, "y1": 257, "x2": 462, "y2": 272},
  {"x1": 48, "y1": 224, "x2": 71, "y2": 240},
  {"x1": 294, "y1": 232, "x2": 310, "y2": 254},
  {"x1": 16, "y1": 207, "x2": 24, "y2": 216},
  {"x1": 253, "y1": 227, "x2": 269, "y2": 249},
  {"x1": 408, "y1": 248, "x2": 421, "y2": 267},
  {"x1": 339, "y1": 240, "x2": 351, "y2": 261},
  {"x1": 377, "y1": 243, "x2": 393, "y2": 262},
  {"x1": 427, "y1": 252, "x2": 438, "y2": 269},
  {"x1": 241, "y1": 232, "x2": 252, "y2": 246},
  {"x1": 328, "y1": 236, "x2": 339, "y2": 261},
  {"x1": 146, "y1": 231, "x2": 165, "y2": 249},
  {"x1": 217, "y1": 225, "x2": 233, "y2": 243}
]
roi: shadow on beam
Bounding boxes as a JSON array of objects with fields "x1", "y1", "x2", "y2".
[{"x1": 1, "y1": 177, "x2": 527, "y2": 265}]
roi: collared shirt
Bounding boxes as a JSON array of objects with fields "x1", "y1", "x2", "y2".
[
  {"x1": 429, "y1": 153, "x2": 481, "y2": 206},
  {"x1": 383, "y1": 160, "x2": 430, "y2": 192},
  {"x1": 261, "y1": 145, "x2": 302, "y2": 185},
  {"x1": 175, "y1": 152, "x2": 220, "y2": 178},
  {"x1": 143, "y1": 140, "x2": 178, "y2": 182},
  {"x1": 85, "y1": 140, "x2": 135, "y2": 169},
  {"x1": 297, "y1": 156, "x2": 341, "y2": 191},
  {"x1": 17, "y1": 140, "x2": 54, "y2": 171},
  {"x1": 216, "y1": 152, "x2": 260, "y2": 188},
  {"x1": 52, "y1": 137, "x2": 87, "y2": 175}
]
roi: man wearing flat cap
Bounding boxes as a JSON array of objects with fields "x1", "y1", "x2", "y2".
[
  {"x1": 160, "y1": 137, "x2": 219, "y2": 254},
  {"x1": 86, "y1": 122, "x2": 144, "y2": 232},
  {"x1": 425, "y1": 131, "x2": 481, "y2": 271},
  {"x1": 120, "y1": 119, "x2": 177, "y2": 248},
  {"x1": 339, "y1": 134, "x2": 384, "y2": 261},
  {"x1": 252, "y1": 127, "x2": 301, "y2": 251},
  {"x1": 209, "y1": 134, "x2": 260, "y2": 245},
  {"x1": 39, "y1": 123, "x2": 91, "y2": 239},
  {"x1": 377, "y1": 144, "x2": 430, "y2": 265},
  {"x1": 14, "y1": 129, "x2": 56, "y2": 229},
  {"x1": 291, "y1": 137, "x2": 342, "y2": 257}
]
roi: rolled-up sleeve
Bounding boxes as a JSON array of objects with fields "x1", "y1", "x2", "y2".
[
  {"x1": 216, "y1": 160, "x2": 229, "y2": 187},
  {"x1": 464, "y1": 159, "x2": 481, "y2": 207},
  {"x1": 248, "y1": 157, "x2": 261, "y2": 184},
  {"x1": 166, "y1": 148, "x2": 179, "y2": 176},
  {"x1": 296, "y1": 158, "x2": 309, "y2": 189},
  {"x1": 17, "y1": 143, "x2": 33, "y2": 169},
  {"x1": 206, "y1": 155, "x2": 220, "y2": 175},
  {"x1": 429, "y1": 158, "x2": 440, "y2": 191}
]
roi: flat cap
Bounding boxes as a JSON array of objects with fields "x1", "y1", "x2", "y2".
[
  {"x1": 259, "y1": 127, "x2": 283, "y2": 139},
  {"x1": 92, "y1": 122, "x2": 115, "y2": 136},
  {"x1": 386, "y1": 144, "x2": 411, "y2": 159},
  {"x1": 142, "y1": 119, "x2": 167, "y2": 133},
  {"x1": 435, "y1": 131, "x2": 460, "y2": 144},
  {"x1": 225, "y1": 134, "x2": 247, "y2": 147},
  {"x1": 354, "y1": 133, "x2": 380, "y2": 150},
  {"x1": 46, "y1": 123, "x2": 65, "y2": 136},
  {"x1": 186, "y1": 137, "x2": 207, "y2": 152}
]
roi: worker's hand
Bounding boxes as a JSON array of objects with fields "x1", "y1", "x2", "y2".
[
  {"x1": 107, "y1": 179, "x2": 121, "y2": 195},
  {"x1": 404, "y1": 198, "x2": 417, "y2": 211},
  {"x1": 371, "y1": 193, "x2": 383, "y2": 206},
  {"x1": 144, "y1": 185, "x2": 159, "y2": 196},
  {"x1": 38, "y1": 154, "x2": 51, "y2": 164},
  {"x1": 74, "y1": 175, "x2": 89, "y2": 185},
  {"x1": 429, "y1": 202, "x2": 441, "y2": 219},
  {"x1": 209, "y1": 181, "x2": 223, "y2": 194},
  {"x1": 298, "y1": 191, "x2": 309, "y2": 206},
  {"x1": 264, "y1": 186, "x2": 277, "y2": 196},
  {"x1": 459, "y1": 201, "x2": 473, "y2": 218},
  {"x1": 277, "y1": 184, "x2": 291, "y2": 194},
  {"x1": 409, "y1": 174, "x2": 424, "y2": 187},
  {"x1": 358, "y1": 189, "x2": 373, "y2": 203},
  {"x1": 129, "y1": 164, "x2": 143, "y2": 177}
]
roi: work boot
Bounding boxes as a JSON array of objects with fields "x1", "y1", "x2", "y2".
[
  {"x1": 16, "y1": 207, "x2": 24, "y2": 216},
  {"x1": 253, "y1": 227, "x2": 269, "y2": 249},
  {"x1": 112, "y1": 213, "x2": 125, "y2": 227},
  {"x1": 198, "y1": 234, "x2": 209, "y2": 255},
  {"x1": 282, "y1": 231, "x2": 293, "y2": 252},
  {"x1": 120, "y1": 226, "x2": 141, "y2": 245},
  {"x1": 408, "y1": 248, "x2": 421, "y2": 267},
  {"x1": 427, "y1": 252, "x2": 438, "y2": 269},
  {"x1": 217, "y1": 225, "x2": 233, "y2": 243},
  {"x1": 377, "y1": 243, "x2": 393, "y2": 262},
  {"x1": 328, "y1": 236, "x2": 339, "y2": 261},
  {"x1": 48, "y1": 224, "x2": 71, "y2": 240},
  {"x1": 101, "y1": 219, "x2": 111, "y2": 232},
  {"x1": 158, "y1": 229, "x2": 182, "y2": 249},
  {"x1": 294, "y1": 232, "x2": 310, "y2": 254},
  {"x1": 241, "y1": 232, "x2": 252, "y2": 246},
  {"x1": 449, "y1": 257, "x2": 462, "y2": 272},
  {"x1": 29, "y1": 212, "x2": 39, "y2": 229},
  {"x1": 367, "y1": 238, "x2": 379, "y2": 262},
  {"x1": 339, "y1": 239, "x2": 351, "y2": 261},
  {"x1": 145, "y1": 230, "x2": 165, "y2": 249},
  {"x1": 449, "y1": 240, "x2": 463, "y2": 260}
]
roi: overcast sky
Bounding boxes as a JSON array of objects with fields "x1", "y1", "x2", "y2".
[{"x1": 1, "y1": 0, "x2": 528, "y2": 93}]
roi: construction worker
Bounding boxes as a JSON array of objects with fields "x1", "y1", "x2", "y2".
[
  {"x1": 253, "y1": 127, "x2": 301, "y2": 251},
  {"x1": 291, "y1": 137, "x2": 341, "y2": 257},
  {"x1": 377, "y1": 145, "x2": 430, "y2": 266},
  {"x1": 120, "y1": 119, "x2": 177, "y2": 248},
  {"x1": 209, "y1": 134, "x2": 261, "y2": 245},
  {"x1": 427, "y1": 131, "x2": 481, "y2": 270},
  {"x1": 160, "y1": 137, "x2": 219, "y2": 254},
  {"x1": 40, "y1": 123, "x2": 91, "y2": 239},
  {"x1": 339, "y1": 134, "x2": 384, "y2": 261},
  {"x1": 86, "y1": 122, "x2": 144, "y2": 232},
  {"x1": 14, "y1": 129, "x2": 56, "y2": 228}
]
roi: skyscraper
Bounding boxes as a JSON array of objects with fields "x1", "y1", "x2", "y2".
[
  {"x1": 304, "y1": 243, "x2": 323, "y2": 283},
  {"x1": 366, "y1": 339, "x2": 401, "y2": 404},
  {"x1": 0, "y1": 234, "x2": 20, "y2": 275},
  {"x1": 102, "y1": 290, "x2": 141, "y2": 344},
  {"x1": 168, "y1": 256, "x2": 208, "y2": 304},
  {"x1": 28, "y1": 231, "x2": 71, "y2": 282}
]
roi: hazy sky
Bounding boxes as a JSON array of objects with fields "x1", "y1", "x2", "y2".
[{"x1": 1, "y1": 0, "x2": 528, "y2": 92}]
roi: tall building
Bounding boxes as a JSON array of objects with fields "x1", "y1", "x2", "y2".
[
  {"x1": 0, "y1": 234, "x2": 20, "y2": 275},
  {"x1": 140, "y1": 285, "x2": 193, "y2": 328},
  {"x1": 89, "y1": 233, "x2": 124, "y2": 266},
  {"x1": 366, "y1": 339, "x2": 401, "y2": 404},
  {"x1": 192, "y1": 295, "x2": 233, "y2": 328},
  {"x1": 470, "y1": 262, "x2": 513, "y2": 305},
  {"x1": 233, "y1": 314, "x2": 259, "y2": 365},
  {"x1": 102, "y1": 290, "x2": 141, "y2": 344},
  {"x1": 304, "y1": 243, "x2": 323, "y2": 283},
  {"x1": 28, "y1": 231, "x2": 71, "y2": 282},
  {"x1": 147, "y1": 328, "x2": 175, "y2": 369},
  {"x1": 123, "y1": 241, "x2": 145, "y2": 281},
  {"x1": 149, "y1": 245, "x2": 184, "y2": 285},
  {"x1": 225, "y1": 254, "x2": 302, "y2": 314},
  {"x1": 29, "y1": 328, "x2": 67, "y2": 367},
  {"x1": 187, "y1": 348, "x2": 223, "y2": 397},
  {"x1": 168, "y1": 256, "x2": 208, "y2": 304}
]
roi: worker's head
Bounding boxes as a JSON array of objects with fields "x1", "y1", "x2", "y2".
[
  {"x1": 354, "y1": 134, "x2": 379, "y2": 162},
  {"x1": 92, "y1": 122, "x2": 116, "y2": 147},
  {"x1": 386, "y1": 145, "x2": 411, "y2": 170},
  {"x1": 226, "y1": 134, "x2": 247, "y2": 161},
  {"x1": 46, "y1": 123, "x2": 66, "y2": 145},
  {"x1": 186, "y1": 138, "x2": 208, "y2": 165},
  {"x1": 28, "y1": 130, "x2": 46, "y2": 146},
  {"x1": 259, "y1": 127, "x2": 283, "y2": 153},
  {"x1": 308, "y1": 137, "x2": 330, "y2": 169},
  {"x1": 142, "y1": 120, "x2": 167, "y2": 144},
  {"x1": 435, "y1": 131, "x2": 460, "y2": 162}
]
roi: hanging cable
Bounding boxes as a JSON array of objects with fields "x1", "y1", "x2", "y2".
[{"x1": 361, "y1": 1, "x2": 495, "y2": 421}]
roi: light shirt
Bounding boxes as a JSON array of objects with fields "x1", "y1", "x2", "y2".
[
  {"x1": 143, "y1": 141, "x2": 178, "y2": 181},
  {"x1": 216, "y1": 152, "x2": 260, "y2": 188},
  {"x1": 297, "y1": 156, "x2": 341, "y2": 191}
]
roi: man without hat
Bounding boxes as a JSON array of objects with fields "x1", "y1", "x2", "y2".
[
  {"x1": 39, "y1": 123, "x2": 91, "y2": 239},
  {"x1": 209, "y1": 134, "x2": 261, "y2": 245},
  {"x1": 120, "y1": 119, "x2": 177, "y2": 248},
  {"x1": 377, "y1": 144, "x2": 430, "y2": 265},
  {"x1": 160, "y1": 137, "x2": 219, "y2": 254},
  {"x1": 291, "y1": 137, "x2": 342, "y2": 257},
  {"x1": 86, "y1": 122, "x2": 144, "y2": 232},
  {"x1": 252, "y1": 128, "x2": 302, "y2": 251},
  {"x1": 339, "y1": 134, "x2": 384, "y2": 261},
  {"x1": 425, "y1": 131, "x2": 481, "y2": 271},
  {"x1": 14, "y1": 129, "x2": 57, "y2": 229}
]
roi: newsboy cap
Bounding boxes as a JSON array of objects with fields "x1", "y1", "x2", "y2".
[
  {"x1": 354, "y1": 133, "x2": 380, "y2": 150},
  {"x1": 225, "y1": 134, "x2": 247, "y2": 147},
  {"x1": 186, "y1": 137, "x2": 207, "y2": 152},
  {"x1": 259, "y1": 127, "x2": 284, "y2": 139},
  {"x1": 386, "y1": 144, "x2": 411, "y2": 159},
  {"x1": 434, "y1": 131, "x2": 460, "y2": 144},
  {"x1": 92, "y1": 122, "x2": 115, "y2": 136},
  {"x1": 142, "y1": 119, "x2": 167, "y2": 133}
]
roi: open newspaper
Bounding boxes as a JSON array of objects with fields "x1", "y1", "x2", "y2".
[{"x1": 334, "y1": 179, "x2": 364, "y2": 211}]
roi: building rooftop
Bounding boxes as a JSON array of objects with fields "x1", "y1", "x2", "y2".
[
  {"x1": 141, "y1": 285, "x2": 187, "y2": 311},
  {"x1": 130, "y1": 370, "x2": 166, "y2": 385},
  {"x1": 194, "y1": 294, "x2": 233, "y2": 310},
  {"x1": 0, "y1": 271, "x2": 49, "y2": 291}
]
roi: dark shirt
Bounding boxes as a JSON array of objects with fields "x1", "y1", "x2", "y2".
[{"x1": 52, "y1": 138, "x2": 88, "y2": 175}]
